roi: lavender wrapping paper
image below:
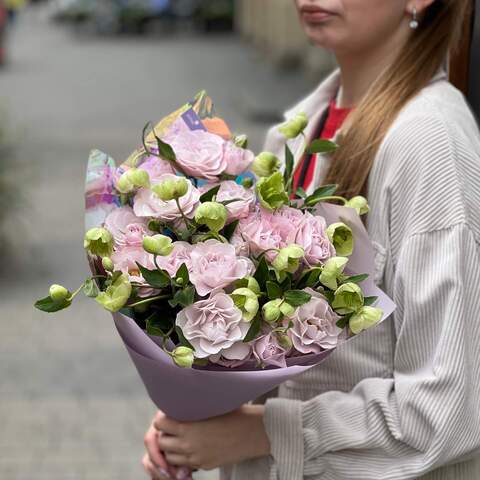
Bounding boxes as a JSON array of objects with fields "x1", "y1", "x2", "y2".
[{"x1": 110, "y1": 205, "x2": 396, "y2": 422}]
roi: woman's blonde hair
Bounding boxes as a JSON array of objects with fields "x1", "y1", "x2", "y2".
[{"x1": 323, "y1": 0, "x2": 472, "y2": 198}]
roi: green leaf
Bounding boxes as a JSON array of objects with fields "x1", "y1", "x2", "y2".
[
  {"x1": 307, "y1": 139, "x2": 338, "y2": 154},
  {"x1": 284, "y1": 144, "x2": 294, "y2": 186},
  {"x1": 200, "y1": 185, "x2": 221, "y2": 203},
  {"x1": 176, "y1": 326, "x2": 195, "y2": 350},
  {"x1": 336, "y1": 313, "x2": 353, "y2": 329},
  {"x1": 342, "y1": 274, "x2": 369, "y2": 285},
  {"x1": 254, "y1": 256, "x2": 269, "y2": 289},
  {"x1": 155, "y1": 137, "x2": 176, "y2": 163},
  {"x1": 175, "y1": 263, "x2": 190, "y2": 286},
  {"x1": 83, "y1": 279, "x2": 99, "y2": 298},
  {"x1": 297, "y1": 268, "x2": 322, "y2": 289},
  {"x1": 295, "y1": 187, "x2": 307, "y2": 199},
  {"x1": 146, "y1": 313, "x2": 173, "y2": 337},
  {"x1": 223, "y1": 219, "x2": 239, "y2": 241},
  {"x1": 35, "y1": 296, "x2": 72, "y2": 313},
  {"x1": 284, "y1": 290, "x2": 312, "y2": 307},
  {"x1": 304, "y1": 184, "x2": 339, "y2": 207},
  {"x1": 266, "y1": 281, "x2": 283, "y2": 300},
  {"x1": 364, "y1": 296, "x2": 379, "y2": 306},
  {"x1": 243, "y1": 314, "x2": 262, "y2": 343},
  {"x1": 136, "y1": 263, "x2": 171, "y2": 289},
  {"x1": 323, "y1": 290, "x2": 335, "y2": 303},
  {"x1": 168, "y1": 286, "x2": 195, "y2": 308}
]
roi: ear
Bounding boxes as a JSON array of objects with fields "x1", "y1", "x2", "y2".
[{"x1": 406, "y1": 0, "x2": 436, "y2": 15}]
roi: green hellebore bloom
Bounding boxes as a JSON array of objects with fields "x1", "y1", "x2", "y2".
[
  {"x1": 172, "y1": 346, "x2": 195, "y2": 368},
  {"x1": 95, "y1": 274, "x2": 132, "y2": 313},
  {"x1": 319, "y1": 256, "x2": 349, "y2": 290},
  {"x1": 332, "y1": 282, "x2": 364, "y2": 315},
  {"x1": 116, "y1": 168, "x2": 150, "y2": 193},
  {"x1": 84, "y1": 227, "x2": 114, "y2": 257},
  {"x1": 349, "y1": 306, "x2": 383, "y2": 335},
  {"x1": 152, "y1": 177, "x2": 189, "y2": 202},
  {"x1": 102, "y1": 257, "x2": 114, "y2": 272},
  {"x1": 276, "y1": 331, "x2": 293, "y2": 350},
  {"x1": 279, "y1": 301, "x2": 295, "y2": 317},
  {"x1": 252, "y1": 152, "x2": 281, "y2": 178},
  {"x1": 256, "y1": 171, "x2": 289, "y2": 211},
  {"x1": 231, "y1": 288, "x2": 260, "y2": 322},
  {"x1": 262, "y1": 299, "x2": 282, "y2": 323},
  {"x1": 195, "y1": 201, "x2": 228, "y2": 232},
  {"x1": 345, "y1": 196, "x2": 370, "y2": 216},
  {"x1": 272, "y1": 244, "x2": 305, "y2": 274},
  {"x1": 49, "y1": 284, "x2": 70, "y2": 302},
  {"x1": 278, "y1": 111, "x2": 309, "y2": 139},
  {"x1": 143, "y1": 234, "x2": 174, "y2": 256},
  {"x1": 233, "y1": 134, "x2": 248, "y2": 149},
  {"x1": 234, "y1": 277, "x2": 261, "y2": 295},
  {"x1": 327, "y1": 222, "x2": 354, "y2": 257}
]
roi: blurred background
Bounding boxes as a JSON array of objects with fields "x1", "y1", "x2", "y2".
[
  {"x1": 0, "y1": 1, "x2": 335, "y2": 479},
  {"x1": 0, "y1": 1, "x2": 478, "y2": 479}
]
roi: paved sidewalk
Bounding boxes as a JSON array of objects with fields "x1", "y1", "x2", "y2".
[{"x1": 0, "y1": 6, "x2": 316, "y2": 479}]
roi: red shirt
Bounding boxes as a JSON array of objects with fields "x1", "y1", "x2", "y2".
[{"x1": 292, "y1": 99, "x2": 352, "y2": 193}]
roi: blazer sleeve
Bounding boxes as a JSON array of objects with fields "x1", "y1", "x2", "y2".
[{"x1": 263, "y1": 223, "x2": 480, "y2": 479}]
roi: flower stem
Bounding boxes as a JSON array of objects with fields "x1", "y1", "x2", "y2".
[{"x1": 128, "y1": 294, "x2": 171, "y2": 308}]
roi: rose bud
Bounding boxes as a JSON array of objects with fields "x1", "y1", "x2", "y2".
[
  {"x1": 49, "y1": 284, "x2": 70, "y2": 302},
  {"x1": 278, "y1": 111, "x2": 308, "y2": 139},
  {"x1": 172, "y1": 346, "x2": 195, "y2": 369},
  {"x1": 231, "y1": 287, "x2": 259, "y2": 322},
  {"x1": 345, "y1": 196, "x2": 370, "y2": 216},
  {"x1": 143, "y1": 234, "x2": 174, "y2": 256},
  {"x1": 194, "y1": 201, "x2": 228, "y2": 232},
  {"x1": 152, "y1": 177, "x2": 189, "y2": 202},
  {"x1": 252, "y1": 152, "x2": 281, "y2": 178},
  {"x1": 102, "y1": 257, "x2": 114, "y2": 272}
]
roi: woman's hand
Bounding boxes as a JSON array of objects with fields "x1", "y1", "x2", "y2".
[
  {"x1": 150, "y1": 404, "x2": 271, "y2": 471},
  {"x1": 143, "y1": 420, "x2": 182, "y2": 479}
]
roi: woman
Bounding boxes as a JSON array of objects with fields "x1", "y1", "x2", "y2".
[{"x1": 143, "y1": 0, "x2": 480, "y2": 479}]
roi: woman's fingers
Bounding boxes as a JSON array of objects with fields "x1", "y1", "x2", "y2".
[
  {"x1": 144, "y1": 424, "x2": 170, "y2": 470},
  {"x1": 153, "y1": 411, "x2": 182, "y2": 436},
  {"x1": 142, "y1": 453, "x2": 173, "y2": 480},
  {"x1": 163, "y1": 451, "x2": 192, "y2": 468},
  {"x1": 157, "y1": 433, "x2": 186, "y2": 454}
]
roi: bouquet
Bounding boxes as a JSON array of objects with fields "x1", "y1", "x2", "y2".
[{"x1": 35, "y1": 92, "x2": 395, "y2": 423}]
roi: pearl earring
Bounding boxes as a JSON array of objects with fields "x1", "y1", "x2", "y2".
[{"x1": 409, "y1": 7, "x2": 419, "y2": 29}]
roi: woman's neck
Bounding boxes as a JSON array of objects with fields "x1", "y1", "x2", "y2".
[{"x1": 335, "y1": 27, "x2": 410, "y2": 108}]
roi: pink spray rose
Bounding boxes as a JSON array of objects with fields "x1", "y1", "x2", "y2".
[
  {"x1": 154, "y1": 241, "x2": 194, "y2": 278},
  {"x1": 215, "y1": 181, "x2": 255, "y2": 222},
  {"x1": 236, "y1": 208, "x2": 287, "y2": 261},
  {"x1": 111, "y1": 246, "x2": 156, "y2": 298},
  {"x1": 286, "y1": 211, "x2": 336, "y2": 265},
  {"x1": 133, "y1": 174, "x2": 200, "y2": 221},
  {"x1": 252, "y1": 328, "x2": 292, "y2": 368},
  {"x1": 176, "y1": 290, "x2": 251, "y2": 359},
  {"x1": 209, "y1": 345, "x2": 254, "y2": 368},
  {"x1": 287, "y1": 288, "x2": 342, "y2": 354},
  {"x1": 138, "y1": 155, "x2": 175, "y2": 182},
  {"x1": 166, "y1": 127, "x2": 227, "y2": 180},
  {"x1": 223, "y1": 142, "x2": 255, "y2": 176},
  {"x1": 189, "y1": 240, "x2": 254, "y2": 297},
  {"x1": 104, "y1": 206, "x2": 151, "y2": 247}
]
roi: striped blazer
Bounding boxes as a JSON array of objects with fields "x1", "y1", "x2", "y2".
[{"x1": 221, "y1": 69, "x2": 480, "y2": 480}]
